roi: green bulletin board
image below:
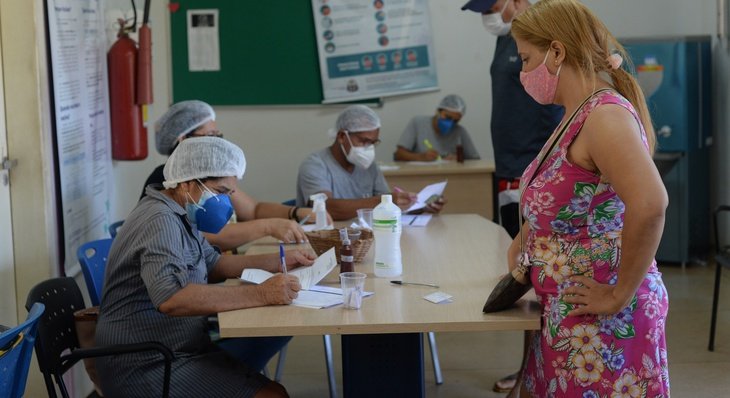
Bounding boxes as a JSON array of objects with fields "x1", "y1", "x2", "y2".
[{"x1": 170, "y1": 1, "x2": 325, "y2": 105}]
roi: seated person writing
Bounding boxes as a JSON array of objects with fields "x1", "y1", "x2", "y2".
[
  {"x1": 394, "y1": 94, "x2": 481, "y2": 161},
  {"x1": 296, "y1": 105, "x2": 446, "y2": 221},
  {"x1": 96, "y1": 137, "x2": 315, "y2": 398},
  {"x1": 143, "y1": 100, "x2": 331, "y2": 250}
]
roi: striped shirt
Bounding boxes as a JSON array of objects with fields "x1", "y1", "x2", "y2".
[{"x1": 95, "y1": 185, "x2": 267, "y2": 397}]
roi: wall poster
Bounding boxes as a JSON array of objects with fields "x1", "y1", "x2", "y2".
[
  {"x1": 312, "y1": 0, "x2": 439, "y2": 103},
  {"x1": 47, "y1": 0, "x2": 113, "y2": 272}
]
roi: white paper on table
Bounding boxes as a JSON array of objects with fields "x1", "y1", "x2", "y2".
[
  {"x1": 405, "y1": 180, "x2": 448, "y2": 213},
  {"x1": 309, "y1": 285, "x2": 374, "y2": 298},
  {"x1": 406, "y1": 159, "x2": 451, "y2": 166},
  {"x1": 241, "y1": 247, "x2": 337, "y2": 290},
  {"x1": 423, "y1": 291, "x2": 454, "y2": 304},
  {"x1": 378, "y1": 164, "x2": 401, "y2": 171},
  {"x1": 292, "y1": 290, "x2": 344, "y2": 308},
  {"x1": 402, "y1": 214, "x2": 432, "y2": 227},
  {"x1": 301, "y1": 224, "x2": 335, "y2": 232}
]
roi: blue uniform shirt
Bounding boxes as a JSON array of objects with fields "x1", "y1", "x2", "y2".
[{"x1": 490, "y1": 34, "x2": 564, "y2": 180}]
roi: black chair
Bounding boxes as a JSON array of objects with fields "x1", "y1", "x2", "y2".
[
  {"x1": 26, "y1": 277, "x2": 173, "y2": 397},
  {"x1": 710, "y1": 205, "x2": 730, "y2": 351}
]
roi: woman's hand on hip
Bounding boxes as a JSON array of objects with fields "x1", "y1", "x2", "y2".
[{"x1": 562, "y1": 275, "x2": 632, "y2": 316}]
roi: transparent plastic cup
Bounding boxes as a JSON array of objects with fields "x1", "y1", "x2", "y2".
[
  {"x1": 356, "y1": 208, "x2": 373, "y2": 230},
  {"x1": 340, "y1": 272, "x2": 367, "y2": 309}
]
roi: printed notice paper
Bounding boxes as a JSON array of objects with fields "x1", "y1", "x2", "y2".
[{"x1": 241, "y1": 247, "x2": 337, "y2": 290}]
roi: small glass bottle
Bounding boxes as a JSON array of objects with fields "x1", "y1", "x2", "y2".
[{"x1": 339, "y1": 228, "x2": 354, "y2": 273}]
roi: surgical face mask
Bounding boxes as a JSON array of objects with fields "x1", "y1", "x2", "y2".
[
  {"x1": 437, "y1": 117, "x2": 455, "y2": 135},
  {"x1": 185, "y1": 181, "x2": 234, "y2": 233},
  {"x1": 341, "y1": 132, "x2": 376, "y2": 169},
  {"x1": 519, "y1": 51, "x2": 561, "y2": 105},
  {"x1": 481, "y1": 0, "x2": 512, "y2": 36}
]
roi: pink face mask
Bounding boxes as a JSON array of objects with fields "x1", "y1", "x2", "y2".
[{"x1": 519, "y1": 51, "x2": 561, "y2": 105}]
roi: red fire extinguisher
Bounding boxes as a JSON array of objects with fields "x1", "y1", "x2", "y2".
[{"x1": 108, "y1": 20, "x2": 146, "y2": 160}]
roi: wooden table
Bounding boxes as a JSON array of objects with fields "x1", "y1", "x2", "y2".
[
  {"x1": 380, "y1": 160, "x2": 495, "y2": 220},
  {"x1": 220, "y1": 214, "x2": 539, "y2": 397}
]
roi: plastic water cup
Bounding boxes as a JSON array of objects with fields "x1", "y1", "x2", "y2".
[
  {"x1": 340, "y1": 272, "x2": 367, "y2": 309},
  {"x1": 356, "y1": 208, "x2": 373, "y2": 230}
]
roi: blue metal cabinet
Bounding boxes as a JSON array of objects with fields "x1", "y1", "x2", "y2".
[{"x1": 623, "y1": 36, "x2": 712, "y2": 264}]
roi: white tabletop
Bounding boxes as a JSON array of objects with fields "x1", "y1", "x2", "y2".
[{"x1": 219, "y1": 214, "x2": 540, "y2": 338}]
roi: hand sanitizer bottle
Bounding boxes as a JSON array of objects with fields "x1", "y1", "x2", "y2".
[
  {"x1": 310, "y1": 193, "x2": 328, "y2": 230},
  {"x1": 373, "y1": 194, "x2": 402, "y2": 277}
]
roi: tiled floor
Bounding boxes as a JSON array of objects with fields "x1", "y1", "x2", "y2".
[{"x1": 271, "y1": 262, "x2": 730, "y2": 397}]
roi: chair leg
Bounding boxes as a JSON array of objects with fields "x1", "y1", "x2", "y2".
[
  {"x1": 274, "y1": 344, "x2": 288, "y2": 382},
  {"x1": 709, "y1": 262, "x2": 723, "y2": 351},
  {"x1": 427, "y1": 332, "x2": 443, "y2": 385},
  {"x1": 323, "y1": 334, "x2": 338, "y2": 398}
]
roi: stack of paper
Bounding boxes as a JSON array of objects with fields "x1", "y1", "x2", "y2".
[{"x1": 241, "y1": 248, "x2": 373, "y2": 308}]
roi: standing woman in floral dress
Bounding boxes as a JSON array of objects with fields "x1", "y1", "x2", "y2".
[{"x1": 507, "y1": 0, "x2": 670, "y2": 396}]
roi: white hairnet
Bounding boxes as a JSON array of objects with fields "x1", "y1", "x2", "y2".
[
  {"x1": 163, "y1": 137, "x2": 245, "y2": 188},
  {"x1": 328, "y1": 105, "x2": 381, "y2": 138},
  {"x1": 155, "y1": 100, "x2": 216, "y2": 155},
  {"x1": 438, "y1": 94, "x2": 466, "y2": 115}
]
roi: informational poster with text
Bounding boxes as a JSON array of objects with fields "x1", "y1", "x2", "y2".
[
  {"x1": 311, "y1": 0, "x2": 439, "y2": 103},
  {"x1": 47, "y1": 0, "x2": 113, "y2": 271}
]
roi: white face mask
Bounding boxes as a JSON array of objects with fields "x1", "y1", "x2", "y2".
[
  {"x1": 341, "y1": 132, "x2": 376, "y2": 169},
  {"x1": 482, "y1": 0, "x2": 512, "y2": 36}
]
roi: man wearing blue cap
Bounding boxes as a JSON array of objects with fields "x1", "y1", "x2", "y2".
[{"x1": 461, "y1": 0, "x2": 564, "y2": 396}]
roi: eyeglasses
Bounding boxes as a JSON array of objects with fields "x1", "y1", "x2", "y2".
[
  {"x1": 185, "y1": 129, "x2": 223, "y2": 139},
  {"x1": 349, "y1": 133, "x2": 381, "y2": 147}
]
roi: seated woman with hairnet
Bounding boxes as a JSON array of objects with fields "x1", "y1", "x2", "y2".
[
  {"x1": 97, "y1": 137, "x2": 315, "y2": 398},
  {"x1": 143, "y1": 100, "x2": 330, "y2": 251},
  {"x1": 394, "y1": 94, "x2": 481, "y2": 161},
  {"x1": 297, "y1": 105, "x2": 447, "y2": 220}
]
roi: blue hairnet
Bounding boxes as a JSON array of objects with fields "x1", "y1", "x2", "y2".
[
  {"x1": 163, "y1": 137, "x2": 245, "y2": 188},
  {"x1": 438, "y1": 94, "x2": 466, "y2": 115},
  {"x1": 155, "y1": 100, "x2": 216, "y2": 155},
  {"x1": 333, "y1": 105, "x2": 381, "y2": 135}
]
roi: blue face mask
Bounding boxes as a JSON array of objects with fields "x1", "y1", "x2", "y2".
[
  {"x1": 186, "y1": 182, "x2": 234, "y2": 234},
  {"x1": 437, "y1": 117, "x2": 455, "y2": 135}
]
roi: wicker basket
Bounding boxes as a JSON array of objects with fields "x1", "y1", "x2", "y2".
[{"x1": 305, "y1": 228, "x2": 373, "y2": 263}]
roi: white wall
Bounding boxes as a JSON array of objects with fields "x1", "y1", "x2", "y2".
[{"x1": 107, "y1": 0, "x2": 730, "y2": 222}]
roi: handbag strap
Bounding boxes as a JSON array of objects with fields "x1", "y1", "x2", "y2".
[{"x1": 517, "y1": 88, "x2": 612, "y2": 259}]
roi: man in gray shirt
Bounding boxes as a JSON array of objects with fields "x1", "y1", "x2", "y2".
[
  {"x1": 394, "y1": 94, "x2": 480, "y2": 161},
  {"x1": 297, "y1": 105, "x2": 444, "y2": 220}
]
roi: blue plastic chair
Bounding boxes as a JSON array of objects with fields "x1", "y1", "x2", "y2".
[
  {"x1": 109, "y1": 220, "x2": 124, "y2": 239},
  {"x1": 77, "y1": 238, "x2": 113, "y2": 306},
  {"x1": 0, "y1": 302, "x2": 45, "y2": 398}
]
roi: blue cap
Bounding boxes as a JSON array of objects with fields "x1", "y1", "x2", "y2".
[{"x1": 461, "y1": 0, "x2": 498, "y2": 12}]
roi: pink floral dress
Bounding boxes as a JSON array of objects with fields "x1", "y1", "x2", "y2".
[{"x1": 520, "y1": 90, "x2": 670, "y2": 397}]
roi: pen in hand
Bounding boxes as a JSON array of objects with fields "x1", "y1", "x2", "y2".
[
  {"x1": 298, "y1": 213, "x2": 312, "y2": 225},
  {"x1": 279, "y1": 244, "x2": 288, "y2": 275},
  {"x1": 423, "y1": 139, "x2": 441, "y2": 161}
]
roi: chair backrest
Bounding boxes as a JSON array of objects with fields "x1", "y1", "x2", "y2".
[
  {"x1": 25, "y1": 277, "x2": 87, "y2": 398},
  {"x1": 0, "y1": 303, "x2": 45, "y2": 398},
  {"x1": 109, "y1": 220, "x2": 124, "y2": 239},
  {"x1": 77, "y1": 238, "x2": 113, "y2": 306},
  {"x1": 715, "y1": 205, "x2": 730, "y2": 255}
]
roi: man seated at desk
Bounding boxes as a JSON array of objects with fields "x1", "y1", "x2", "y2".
[
  {"x1": 296, "y1": 105, "x2": 446, "y2": 220},
  {"x1": 96, "y1": 137, "x2": 315, "y2": 398},
  {"x1": 394, "y1": 94, "x2": 481, "y2": 161}
]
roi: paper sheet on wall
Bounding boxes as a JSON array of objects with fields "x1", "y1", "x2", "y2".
[
  {"x1": 241, "y1": 247, "x2": 337, "y2": 290},
  {"x1": 47, "y1": 0, "x2": 113, "y2": 271},
  {"x1": 406, "y1": 180, "x2": 447, "y2": 213},
  {"x1": 187, "y1": 9, "x2": 220, "y2": 71}
]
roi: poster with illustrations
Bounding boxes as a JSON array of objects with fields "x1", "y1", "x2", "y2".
[{"x1": 311, "y1": 0, "x2": 439, "y2": 103}]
